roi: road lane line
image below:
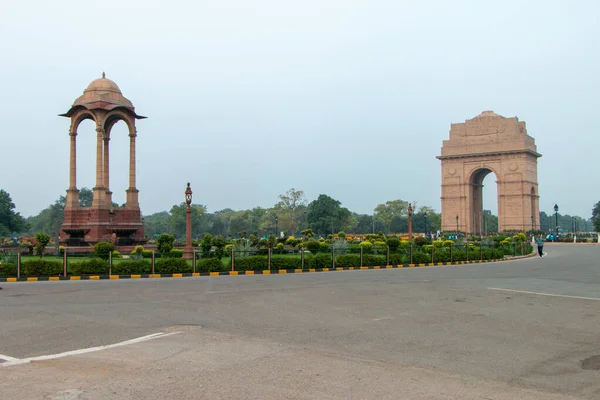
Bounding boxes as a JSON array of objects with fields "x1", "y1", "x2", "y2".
[
  {"x1": 0, "y1": 354, "x2": 20, "y2": 362},
  {"x1": 488, "y1": 287, "x2": 600, "y2": 301},
  {"x1": 1, "y1": 331, "x2": 181, "y2": 368}
]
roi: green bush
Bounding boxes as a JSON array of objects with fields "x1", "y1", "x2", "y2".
[
  {"x1": 412, "y1": 252, "x2": 430, "y2": 264},
  {"x1": 70, "y1": 258, "x2": 109, "y2": 275},
  {"x1": 22, "y1": 259, "x2": 63, "y2": 276},
  {"x1": 314, "y1": 253, "x2": 331, "y2": 267},
  {"x1": 141, "y1": 250, "x2": 154, "y2": 258},
  {"x1": 387, "y1": 237, "x2": 400, "y2": 252},
  {"x1": 414, "y1": 237, "x2": 428, "y2": 246},
  {"x1": 335, "y1": 254, "x2": 361, "y2": 267},
  {"x1": 233, "y1": 256, "x2": 268, "y2": 271},
  {"x1": 318, "y1": 242, "x2": 330, "y2": 253},
  {"x1": 306, "y1": 240, "x2": 321, "y2": 255},
  {"x1": 197, "y1": 258, "x2": 224, "y2": 272},
  {"x1": 362, "y1": 255, "x2": 387, "y2": 266},
  {"x1": 162, "y1": 249, "x2": 184, "y2": 258},
  {"x1": 34, "y1": 232, "x2": 51, "y2": 257},
  {"x1": 156, "y1": 234, "x2": 175, "y2": 253},
  {"x1": 0, "y1": 262, "x2": 18, "y2": 277},
  {"x1": 112, "y1": 250, "x2": 122, "y2": 259},
  {"x1": 94, "y1": 241, "x2": 116, "y2": 260},
  {"x1": 131, "y1": 245, "x2": 144, "y2": 255},
  {"x1": 112, "y1": 260, "x2": 152, "y2": 275},
  {"x1": 155, "y1": 258, "x2": 190, "y2": 273}
]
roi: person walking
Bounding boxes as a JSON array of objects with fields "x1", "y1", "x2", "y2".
[{"x1": 536, "y1": 234, "x2": 544, "y2": 257}]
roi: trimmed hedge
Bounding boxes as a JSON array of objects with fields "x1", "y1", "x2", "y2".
[
  {"x1": 22, "y1": 259, "x2": 63, "y2": 276},
  {"x1": 197, "y1": 258, "x2": 224, "y2": 272},
  {"x1": 70, "y1": 259, "x2": 109, "y2": 275},
  {"x1": 112, "y1": 260, "x2": 152, "y2": 275},
  {"x1": 0, "y1": 262, "x2": 17, "y2": 277},
  {"x1": 155, "y1": 258, "x2": 190, "y2": 273}
]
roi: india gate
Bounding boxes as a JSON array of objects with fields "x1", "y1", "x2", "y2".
[
  {"x1": 60, "y1": 74, "x2": 146, "y2": 247},
  {"x1": 438, "y1": 111, "x2": 541, "y2": 234}
]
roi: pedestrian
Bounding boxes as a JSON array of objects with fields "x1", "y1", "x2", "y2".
[{"x1": 536, "y1": 234, "x2": 544, "y2": 257}]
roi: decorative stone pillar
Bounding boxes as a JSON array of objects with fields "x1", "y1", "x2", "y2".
[
  {"x1": 103, "y1": 135, "x2": 112, "y2": 206},
  {"x1": 92, "y1": 127, "x2": 106, "y2": 208},
  {"x1": 65, "y1": 131, "x2": 79, "y2": 209},
  {"x1": 126, "y1": 131, "x2": 139, "y2": 208}
]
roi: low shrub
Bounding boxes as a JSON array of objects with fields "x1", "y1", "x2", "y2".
[
  {"x1": 0, "y1": 262, "x2": 17, "y2": 277},
  {"x1": 155, "y1": 258, "x2": 190, "y2": 273},
  {"x1": 161, "y1": 249, "x2": 184, "y2": 258},
  {"x1": 22, "y1": 259, "x2": 63, "y2": 276},
  {"x1": 112, "y1": 250, "x2": 122, "y2": 259},
  {"x1": 197, "y1": 258, "x2": 224, "y2": 272},
  {"x1": 335, "y1": 254, "x2": 361, "y2": 267},
  {"x1": 112, "y1": 260, "x2": 152, "y2": 275},
  {"x1": 94, "y1": 241, "x2": 115, "y2": 260},
  {"x1": 70, "y1": 258, "x2": 109, "y2": 275}
]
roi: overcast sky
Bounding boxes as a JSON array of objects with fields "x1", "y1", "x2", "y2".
[{"x1": 0, "y1": 0, "x2": 598, "y2": 219}]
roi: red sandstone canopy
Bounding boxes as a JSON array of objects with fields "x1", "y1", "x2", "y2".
[{"x1": 59, "y1": 73, "x2": 146, "y2": 119}]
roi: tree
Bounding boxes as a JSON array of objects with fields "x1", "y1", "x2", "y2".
[
  {"x1": 34, "y1": 232, "x2": 50, "y2": 257},
  {"x1": 0, "y1": 189, "x2": 27, "y2": 236},
  {"x1": 592, "y1": 201, "x2": 600, "y2": 232},
  {"x1": 483, "y1": 210, "x2": 498, "y2": 234},
  {"x1": 156, "y1": 234, "x2": 175, "y2": 253},
  {"x1": 168, "y1": 203, "x2": 207, "y2": 238},
  {"x1": 275, "y1": 188, "x2": 307, "y2": 235},
  {"x1": 200, "y1": 233, "x2": 213, "y2": 258},
  {"x1": 306, "y1": 195, "x2": 353, "y2": 235},
  {"x1": 373, "y1": 200, "x2": 409, "y2": 233},
  {"x1": 25, "y1": 187, "x2": 94, "y2": 236}
]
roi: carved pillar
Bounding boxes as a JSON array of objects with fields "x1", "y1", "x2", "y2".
[
  {"x1": 103, "y1": 136, "x2": 112, "y2": 205},
  {"x1": 126, "y1": 130, "x2": 139, "y2": 208},
  {"x1": 65, "y1": 131, "x2": 80, "y2": 209}
]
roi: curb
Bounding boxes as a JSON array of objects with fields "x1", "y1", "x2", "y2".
[{"x1": 0, "y1": 255, "x2": 535, "y2": 283}]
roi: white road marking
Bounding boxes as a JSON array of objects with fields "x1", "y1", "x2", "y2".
[
  {"x1": 1, "y1": 331, "x2": 181, "y2": 368},
  {"x1": 0, "y1": 354, "x2": 20, "y2": 362},
  {"x1": 488, "y1": 287, "x2": 600, "y2": 301}
]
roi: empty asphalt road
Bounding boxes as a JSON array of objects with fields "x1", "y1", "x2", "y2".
[{"x1": 0, "y1": 244, "x2": 599, "y2": 399}]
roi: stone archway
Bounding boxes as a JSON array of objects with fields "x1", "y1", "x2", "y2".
[{"x1": 438, "y1": 111, "x2": 541, "y2": 234}]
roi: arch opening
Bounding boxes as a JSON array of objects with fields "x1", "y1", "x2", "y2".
[
  {"x1": 107, "y1": 120, "x2": 130, "y2": 207},
  {"x1": 470, "y1": 168, "x2": 498, "y2": 236},
  {"x1": 75, "y1": 118, "x2": 97, "y2": 203}
]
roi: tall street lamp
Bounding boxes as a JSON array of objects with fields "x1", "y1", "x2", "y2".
[
  {"x1": 183, "y1": 182, "x2": 193, "y2": 259},
  {"x1": 407, "y1": 203, "x2": 413, "y2": 242},
  {"x1": 531, "y1": 215, "x2": 534, "y2": 234},
  {"x1": 554, "y1": 204, "x2": 559, "y2": 240},
  {"x1": 424, "y1": 211, "x2": 428, "y2": 240},
  {"x1": 456, "y1": 215, "x2": 459, "y2": 237},
  {"x1": 275, "y1": 215, "x2": 279, "y2": 237}
]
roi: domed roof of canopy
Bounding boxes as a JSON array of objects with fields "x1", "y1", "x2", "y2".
[
  {"x1": 60, "y1": 73, "x2": 146, "y2": 119},
  {"x1": 471, "y1": 110, "x2": 504, "y2": 119}
]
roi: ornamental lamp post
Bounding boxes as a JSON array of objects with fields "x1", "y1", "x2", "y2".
[
  {"x1": 408, "y1": 203, "x2": 413, "y2": 242},
  {"x1": 424, "y1": 211, "x2": 428, "y2": 241},
  {"x1": 456, "y1": 215, "x2": 459, "y2": 238},
  {"x1": 183, "y1": 182, "x2": 193, "y2": 259},
  {"x1": 554, "y1": 204, "x2": 559, "y2": 241},
  {"x1": 531, "y1": 215, "x2": 534, "y2": 234},
  {"x1": 275, "y1": 215, "x2": 279, "y2": 237}
]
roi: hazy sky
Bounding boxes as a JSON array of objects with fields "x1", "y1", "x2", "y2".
[{"x1": 1, "y1": 1, "x2": 598, "y2": 218}]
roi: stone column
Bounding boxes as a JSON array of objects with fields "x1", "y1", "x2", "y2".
[
  {"x1": 92, "y1": 127, "x2": 105, "y2": 208},
  {"x1": 129, "y1": 132, "x2": 136, "y2": 189},
  {"x1": 65, "y1": 131, "x2": 79, "y2": 209},
  {"x1": 103, "y1": 136, "x2": 112, "y2": 205},
  {"x1": 126, "y1": 131, "x2": 139, "y2": 208}
]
